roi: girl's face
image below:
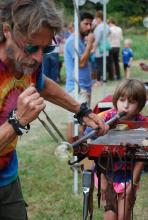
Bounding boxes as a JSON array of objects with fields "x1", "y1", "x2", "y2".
[{"x1": 117, "y1": 96, "x2": 139, "y2": 119}]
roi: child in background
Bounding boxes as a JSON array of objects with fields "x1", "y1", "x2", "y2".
[
  {"x1": 86, "y1": 79, "x2": 147, "y2": 220},
  {"x1": 122, "y1": 39, "x2": 133, "y2": 79}
]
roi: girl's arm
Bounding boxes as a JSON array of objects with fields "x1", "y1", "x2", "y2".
[
  {"x1": 132, "y1": 162, "x2": 144, "y2": 184},
  {"x1": 125, "y1": 162, "x2": 144, "y2": 197}
]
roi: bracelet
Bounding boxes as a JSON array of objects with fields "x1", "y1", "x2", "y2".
[
  {"x1": 74, "y1": 102, "x2": 92, "y2": 125},
  {"x1": 8, "y1": 109, "x2": 30, "y2": 136}
]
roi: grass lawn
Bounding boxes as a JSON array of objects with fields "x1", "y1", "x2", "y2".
[{"x1": 17, "y1": 63, "x2": 148, "y2": 220}]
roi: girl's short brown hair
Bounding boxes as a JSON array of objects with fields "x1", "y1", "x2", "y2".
[{"x1": 112, "y1": 79, "x2": 147, "y2": 112}]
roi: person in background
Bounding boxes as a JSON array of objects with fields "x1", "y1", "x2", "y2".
[
  {"x1": 64, "y1": 12, "x2": 94, "y2": 143},
  {"x1": 122, "y1": 39, "x2": 133, "y2": 79},
  {"x1": 62, "y1": 22, "x2": 71, "y2": 40},
  {"x1": 93, "y1": 10, "x2": 110, "y2": 85},
  {"x1": 42, "y1": 36, "x2": 60, "y2": 83},
  {"x1": 68, "y1": 22, "x2": 74, "y2": 35},
  {"x1": 85, "y1": 79, "x2": 147, "y2": 220},
  {"x1": 58, "y1": 23, "x2": 74, "y2": 83},
  {"x1": 91, "y1": 11, "x2": 101, "y2": 30},
  {"x1": 108, "y1": 18, "x2": 123, "y2": 80},
  {"x1": 0, "y1": 1, "x2": 108, "y2": 219}
]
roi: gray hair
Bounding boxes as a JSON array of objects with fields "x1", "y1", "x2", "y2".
[{"x1": 0, "y1": 0, "x2": 62, "y2": 41}]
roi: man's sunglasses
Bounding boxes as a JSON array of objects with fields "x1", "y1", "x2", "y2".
[
  {"x1": 11, "y1": 26, "x2": 58, "y2": 55},
  {"x1": 24, "y1": 36, "x2": 58, "y2": 55},
  {"x1": 23, "y1": 44, "x2": 57, "y2": 55}
]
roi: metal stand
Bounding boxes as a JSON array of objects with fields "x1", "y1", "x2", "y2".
[
  {"x1": 82, "y1": 170, "x2": 94, "y2": 220},
  {"x1": 73, "y1": 0, "x2": 80, "y2": 194}
]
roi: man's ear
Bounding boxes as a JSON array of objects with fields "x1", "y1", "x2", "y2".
[{"x1": 2, "y1": 23, "x2": 11, "y2": 39}]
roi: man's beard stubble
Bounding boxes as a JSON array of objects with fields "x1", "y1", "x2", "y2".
[
  {"x1": 6, "y1": 47, "x2": 40, "y2": 76},
  {"x1": 80, "y1": 29, "x2": 91, "y2": 38}
]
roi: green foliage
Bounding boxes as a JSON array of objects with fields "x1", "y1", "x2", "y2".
[
  {"x1": 108, "y1": 0, "x2": 148, "y2": 17},
  {"x1": 56, "y1": 0, "x2": 148, "y2": 17},
  {"x1": 56, "y1": 0, "x2": 74, "y2": 9},
  {"x1": 55, "y1": 0, "x2": 148, "y2": 29},
  {"x1": 108, "y1": 13, "x2": 145, "y2": 29}
]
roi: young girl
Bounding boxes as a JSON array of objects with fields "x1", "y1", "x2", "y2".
[
  {"x1": 87, "y1": 79, "x2": 148, "y2": 220},
  {"x1": 122, "y1": 39, "x2": 133, "y2": 79}
]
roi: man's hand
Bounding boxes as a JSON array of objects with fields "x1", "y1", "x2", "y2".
[
  {"x1": 16, "y1": 85, "x2": 46, "y2": 126},
  {"x1": 82, "y1": 113, "x2": 109, "y2": 136},
  {"x1": 86, "y1": 33, "x2": 95, "y2": 46}
]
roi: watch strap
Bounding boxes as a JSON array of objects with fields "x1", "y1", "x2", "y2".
[{"x1": 8, "y1": 109, "x2": 30, "y2": 136}]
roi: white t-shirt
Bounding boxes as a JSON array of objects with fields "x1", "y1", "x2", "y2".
[{"x1": 108, "y1": 25, "x2": 123, "y2": 48}]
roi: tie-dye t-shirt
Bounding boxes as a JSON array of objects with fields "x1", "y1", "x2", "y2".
[{"x1": 0, "y1": 60, "x2": 44, "y2": 186}]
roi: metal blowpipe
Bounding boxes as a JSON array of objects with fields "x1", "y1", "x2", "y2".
[{"x1": 71, "y1": 111, "x2": 126, "y2": 149}]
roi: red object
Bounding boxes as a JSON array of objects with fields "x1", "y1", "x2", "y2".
[
  {"x1": 88, "y1": 122, "x2": 148, "y2": 158},
  {"x1": 88, "y1": 144, "x2": 127, "y2": 157},
  {"x1": 93, "y1": 93, "x2": 148, "y2": 114},
  {"x1": 93, "y1": 95, "x2": 112, "y2": 114},
  {"x1": 74, "y1": 121, "x2": 148, "y2": 158}
]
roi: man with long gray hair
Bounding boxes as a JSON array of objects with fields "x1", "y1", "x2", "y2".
[{"x1": 0, "y1": 0, "x2": 108, "y2": 219}]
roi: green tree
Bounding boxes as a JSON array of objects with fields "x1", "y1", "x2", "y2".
[
  {"x1": 56, "y1": 0, "x2": 148, "y2": 17},
  {"x1": 55, "y1": 0, "x2": 73, "y2": 10},
  {"x1": 107, "y1": 0, "x2": 147, "y2": 16}
]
